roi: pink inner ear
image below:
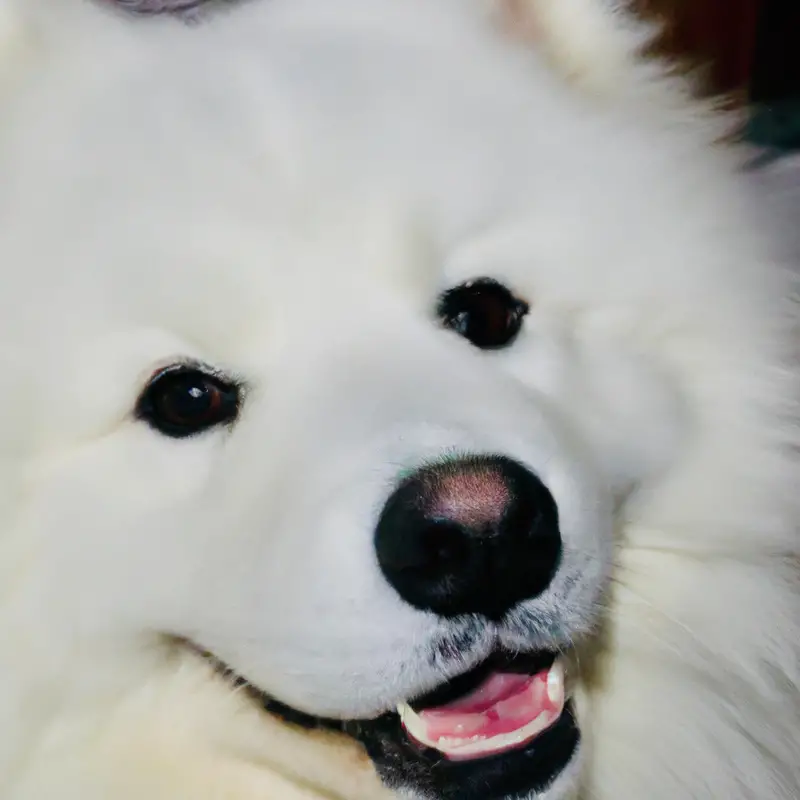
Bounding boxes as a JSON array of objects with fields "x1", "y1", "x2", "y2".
[{"x1": 496, "y1": 0, "x2": 540, "y2": 42}]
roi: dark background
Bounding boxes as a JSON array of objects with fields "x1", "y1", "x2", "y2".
[
  {"x1": 634, "y1": 0, "x2": 800, "y2": 150},
  {"x1": 751, "y1": 1, "x2": 800, "y2": 104}
]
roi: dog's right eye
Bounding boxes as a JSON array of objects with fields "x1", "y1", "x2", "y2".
[
  {"x1": 136, "y1": 365, "x2": 240, "y2": 439},
  {"x1": 438, "y1": 278, "x2": 529, "y2": 350}
]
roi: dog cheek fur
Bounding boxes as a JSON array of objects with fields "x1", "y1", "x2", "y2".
[
  {"x1": 2, "y1": 658, "x2": 389, "y2": 800},
  {"x1": 575, "y1": 302, "x2": 800, "y2": 795}
]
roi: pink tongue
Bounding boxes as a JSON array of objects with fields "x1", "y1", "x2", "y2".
[{"x1": 417, "y1": 670, "x2": 555, "y2": 740}]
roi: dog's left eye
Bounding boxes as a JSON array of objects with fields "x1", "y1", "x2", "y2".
[
  {"x1": 438, "y1": 278, "x2": 529, "y2": 350},
  {"x1": 136, "y1": 366, "x2": 240, "y2": 439}
]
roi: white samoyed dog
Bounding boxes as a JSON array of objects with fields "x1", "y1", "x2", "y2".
[{"x1": 0, "y1": 1, "x2": 797, "y2": 799}]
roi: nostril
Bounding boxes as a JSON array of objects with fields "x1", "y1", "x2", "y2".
[
  {"x1": 404, "y1": 519, "x2": 473, "y2": 577},
  {"x1": 378, "y1": 516, "x2": 485, "y2": 620}
]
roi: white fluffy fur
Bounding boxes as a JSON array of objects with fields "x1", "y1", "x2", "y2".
[{"x1": 0, "y1": 1, "x2": 797, "y2": 799}]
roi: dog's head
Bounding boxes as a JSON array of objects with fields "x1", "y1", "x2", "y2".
[{"x1": 0, "y1": 2, "x2": 796, "y2": 800}]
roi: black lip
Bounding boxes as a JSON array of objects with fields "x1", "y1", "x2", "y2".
[
  {"x1": 351, "y1": 700, "x2": 579, "y2": 800},
  {"x1": 198, "y1": 646, "x2": 579, "y2": 799}
]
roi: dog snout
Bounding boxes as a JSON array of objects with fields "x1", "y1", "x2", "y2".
[{"x1": 374, "y1": 455, "x2": 562, "y2": 620}]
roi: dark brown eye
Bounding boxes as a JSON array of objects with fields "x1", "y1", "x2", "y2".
[
  {"x1": 136, "y1": 366, "x2": 240, "y2": 439},
  {"x1": 438, "y1": 279, "x2": 529, "y2": 350}
]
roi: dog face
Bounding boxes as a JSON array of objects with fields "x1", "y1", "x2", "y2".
[{"x1": 0, "y1": 2, "x2": 796, "y2": 800}]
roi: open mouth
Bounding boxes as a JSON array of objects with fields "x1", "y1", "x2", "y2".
[
  {"x1": 398, "y1": 651, "x2": 567, "y2": 762},
  {"x1": 362, "y1": 650, "x2": 580, "y2": 799},
  {"x1": 195, "y1": 644, "x2": 579, "y2": 799}
]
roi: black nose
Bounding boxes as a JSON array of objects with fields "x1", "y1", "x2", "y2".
[{"x1": 374, "y1": 455, "x2": 562, "y2": 620}]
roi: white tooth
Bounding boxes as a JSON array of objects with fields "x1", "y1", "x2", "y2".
[
  {"x1": 397, "y1": 703, "x2": 428, "y2": 745},
  {"x1": 442, "y1": 710, "x2": 556, "y2": 760},
  {"x1": 547, "y1": 660, "x2": 565, "y2": 705},
  {"x1": 398, "y1": 705, "x2": 560, "y2": 759}
]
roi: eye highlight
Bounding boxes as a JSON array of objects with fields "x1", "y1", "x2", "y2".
[
  {"x1": 136, "y1": 365, "x2": 241, "y2": 439},
  {"x1": 438, "y1": 278, "x2": 529, "y2": 350}
]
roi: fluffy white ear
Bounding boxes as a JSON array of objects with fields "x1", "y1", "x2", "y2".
[
  {"x1": 495, "y1": 0, "x2": 653, "y2": 96},
  {"x1": 492, "y1": 0, "x2": 734, "y2": 136}
]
